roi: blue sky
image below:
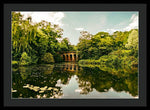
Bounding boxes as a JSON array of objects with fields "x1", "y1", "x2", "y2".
[{"x1": 20, "y1": 11, "x2": 138, "y2": 45}]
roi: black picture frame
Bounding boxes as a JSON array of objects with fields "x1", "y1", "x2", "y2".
[{"x1": 3, "y1": 3, "x2": 147, "y2": 107}]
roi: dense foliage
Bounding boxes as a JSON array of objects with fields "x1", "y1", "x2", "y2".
[
  {"x1": 77, "y1": 29, "x2": 138, "y2": 68},
  {"x1": 41, "y1": 53, "x2": 55, "y2": 63},
  {"x1": 12, "y1": 12, "x2": 76, "y2": 65},
  {"x1": 19, "y1": 52, "x2": 32, "y2": 66}
]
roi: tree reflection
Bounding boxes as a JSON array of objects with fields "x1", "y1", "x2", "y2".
[
  {"x1": 12, "y1": 63, "x2": 138, "y2": 98},
  {"x1": 12, "y1": 63, "x2": 74, "y2": 98},
  {"x1": 77, "y1": 65, "x2": 138, "y2": 97},
  {"x1": 78, "y1": 80, "x2": 93, "y2": 94}
]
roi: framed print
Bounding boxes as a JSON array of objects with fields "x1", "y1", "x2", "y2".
[{"x1": 3, "y1": 3, "x2": 147, "y2": 107}]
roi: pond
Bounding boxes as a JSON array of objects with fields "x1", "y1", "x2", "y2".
[{"x1": 12, "y1": 62, "x2": 138, "y2": 99}]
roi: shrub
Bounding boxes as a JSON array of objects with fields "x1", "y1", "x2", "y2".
[
  {"x1": 41, "y1": 53, "x2": 55, "y2": 63},
  {"x1": 19, "y1": 52, "x2": 32, "y2": 66}
]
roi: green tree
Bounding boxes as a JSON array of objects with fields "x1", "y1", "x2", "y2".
[
  {"x1": 125, "y1": 29, "x2": 138, "y2": 49},
  {"x1": 41, "y1": 53, "x2": 55, "y2": 63},
  {"x1": 77, "y1": 31, "x2": 114, "y2": 59},
  {"x1": 112, "y1": 31, "x2": 129, "y2": 49},
  {"x1": 77, "y1": 31, "x2": 92, "y2": 59},
  {"x1": 19, "y1": 52, "x2": 32, "y2": 66},
  {"x1": 12, "y1": 12, "x2": 37, "y2": 59},
  {"x1": 12, "y1": 12, "x2": 64, "y2": 63},
  {"x1": 59, "y1": 38, "x2": 75, "y2": 52}
]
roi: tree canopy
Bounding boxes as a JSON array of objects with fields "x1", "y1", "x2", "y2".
[{"x1": 12, "y1": 12, "x2": 75, "y2": 64}]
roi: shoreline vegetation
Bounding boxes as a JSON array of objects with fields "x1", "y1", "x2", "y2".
[
  {"x1": 12, "y1": 12, "x2": 138, "y2": 72},
  {"x1": 78, "y1": 49, "x2": 138, "y2": 68}
]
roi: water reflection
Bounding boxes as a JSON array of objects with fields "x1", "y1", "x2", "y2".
[
  {"x1": 12, "y1": 62, "x2": 138, "y2": 99},
  {"x1": 56, "y1": 62, "x2": 79, "y2": 72}
]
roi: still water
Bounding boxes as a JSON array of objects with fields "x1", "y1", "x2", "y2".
[{"x1": 12, "y1": 62, "x2": 138, "y2": 99}]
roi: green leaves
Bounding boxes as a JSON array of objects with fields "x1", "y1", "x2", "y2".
[
  {"x1": 19, "y1": 52, "x2": 32, "y2": 66},
  {"x1": 12, "y1": 12, "x2": 64, "y2": 63},
  {"x1": 41, "y1": 53, "x2": 55, "y2": 63},
  {"x1": 77, "y1": 31, "x2": 115, "y2": 60},
  {"x1": 12, "y1": 12, "x2": 38, "y2": 55},
  {"x1": 125, "y1": 29, "x2": 138, "y2": 49},
  {"x1": 77, "y1": 29, "x2": 138, "y2": 62},
  {"x1": 59, "y1": 38, "x2": 75, "y2": 52}
]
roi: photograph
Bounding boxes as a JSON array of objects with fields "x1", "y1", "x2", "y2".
[{"x1": 11, "y1": 11, "x2": 139, "y2": 99}]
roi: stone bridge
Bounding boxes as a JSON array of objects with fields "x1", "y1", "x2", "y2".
[{"x1": 60, "y1": 51, "x2": 78, "y2": 62}]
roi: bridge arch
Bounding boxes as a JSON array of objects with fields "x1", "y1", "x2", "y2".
[{"x1": 61, "y1": 51, "x2": 78, "y2": 62}]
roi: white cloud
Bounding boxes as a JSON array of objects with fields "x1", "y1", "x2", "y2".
[
  {"x1": 105, "y1": 14, "x2": 139, "y2": 34},
  {"x1": 123, "y1": 14, "x2": 138, "y2": 31},
  {"x1": 130, "y1": 14, "x2": 137, "y2": 22},
  {"x1": 75, "y1": 27, "x2": 84, "y2": 31},
  {"x1": 19, "y1": 11, "x2": 65, "y2": 27}
]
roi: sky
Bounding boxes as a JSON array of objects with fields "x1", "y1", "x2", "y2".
[{"x1": 19, "y1": 11, "x2": 138, "y2": 45}]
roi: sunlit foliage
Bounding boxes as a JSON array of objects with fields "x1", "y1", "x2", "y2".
[
  {"x1": 77, "y1": 29, "x2": 138, "y2": 67},
  {"x1": 41, "y1": 53, "x2": 55, "y2": 63}
]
